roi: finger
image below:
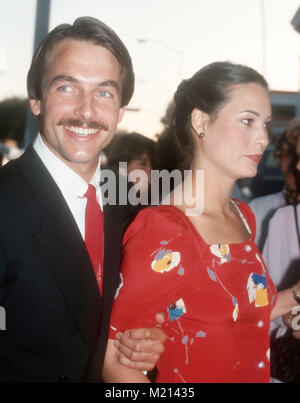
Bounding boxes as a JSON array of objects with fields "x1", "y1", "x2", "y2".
[
  {"x1": 125, "y1": 327, "x2": 167, "y2": 342},
  {"x1": 114, "y1": 340, "x2": 160, "y2": 363},
  {"x1": 292, "y1": 330, "x2": 300, "y2": 340},
  {"x1": 115, "y1": 334, "x2": 165, "y2": 354},
  {"x1": 118, "y1": 354, "x2": 156, "y2": 372},
  {"x1": 283, "y1": 313, "x2": 294, "y2": 328},
  {"x1": 155, "y1": 312, "x2": 165, "y2": 327}
]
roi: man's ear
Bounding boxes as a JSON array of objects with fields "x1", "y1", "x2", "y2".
[
  {"x1": 190, "y1": 108, "x2": 210, "y2": 135},
  {"x1": 29, "y1": 99, "x2": 41, "y2": 116},
  {"x1": 118, "y1": 106, "x2": 125, "y2": 123}
]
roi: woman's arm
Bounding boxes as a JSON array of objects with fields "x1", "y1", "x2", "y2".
[
  {"x1": 271, "y1": 281, "x2": 300, "y2": 321},
  {"x1": 102, "y1": 339, "x2": 150, "y2": 383}
]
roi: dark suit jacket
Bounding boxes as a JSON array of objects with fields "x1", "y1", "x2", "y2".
[{"x1": 0, "y1": 146, "x2": 139, "y2": 382}]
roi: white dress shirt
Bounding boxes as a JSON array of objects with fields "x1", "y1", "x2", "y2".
[{"x1": 33, "y1": 133, "x2": 103, "y2": 240}]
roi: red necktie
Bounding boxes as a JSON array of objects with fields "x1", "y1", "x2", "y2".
[{"x1": 84, "y1": 184, "x2": 104, "y2": 295}]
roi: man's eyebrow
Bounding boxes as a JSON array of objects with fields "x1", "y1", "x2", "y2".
[
  {"x1": 48, "y1": 75, "x2": 79, "y2": 85},
  {"x1": 48, "y1": 76, "x2": 120, "y2": 92},
  {"x1": 98, "y1": 80, "x2": 120, "y2": 92}
]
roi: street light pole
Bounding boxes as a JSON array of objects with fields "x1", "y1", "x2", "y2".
[
  {"x1": 24, "y1": 0, "x2": 51, "y2": 148},
  {"x1": 259, "y1": 0, "x2": 267, "y2": 78}
]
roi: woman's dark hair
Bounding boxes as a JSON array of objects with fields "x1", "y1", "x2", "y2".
[
  {"x1": 274, "y1": 130, "x2": 294, "y2": 159},
  {"x1": 173, "y1": 61, "x2": 269, "y2": 169},
  {"x1": 106, "y1": 132, "x2": 156, "y2": 173},
  {"x1": 27, "y1": 16, "x2": 134, "y2": 107},
  {"x1": 287, "y1": 118, "x2": 300, "y2": 146}
]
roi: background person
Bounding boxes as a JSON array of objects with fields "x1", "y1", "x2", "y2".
[
  {"x1": 262, "y1": 118, "x2": 300, "y2": 383},
  {"x1": 263, "y1": 119, "x2": 300, "y2": 292},
  {"x1": 249, "y1": 129, "x2": 300, "y2": 251},
  {"x1": 106, "y1": 132, "x2": 155, "y2": 190},
  {"x1": 102, "y1": 62, "x2": 300, "y2": 383}
]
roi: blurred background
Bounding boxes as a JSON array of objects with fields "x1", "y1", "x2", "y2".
[{"x1": 0, "y1": 0, "x2": 300, "y2": 199}]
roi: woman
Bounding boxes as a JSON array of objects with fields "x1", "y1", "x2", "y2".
[{"x1": 102, "y1": 62, "x2": 300, "y2": 383}]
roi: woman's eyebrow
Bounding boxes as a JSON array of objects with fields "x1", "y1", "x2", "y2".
[
  {"x1": 241, "y1": 110, "x2": 272, "y2": 120},
  {"x1": 240, "y1": 110, "x2": 260, "y2": 116}
]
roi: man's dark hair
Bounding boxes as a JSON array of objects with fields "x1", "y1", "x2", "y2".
[{"x1": 27, "y1": 16, "x2": 134, "y2": 107}]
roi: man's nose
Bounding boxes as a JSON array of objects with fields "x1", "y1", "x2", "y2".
[
  {"x1": 76, "y1": 92, "x2": 96, "y2": 122},
  {"x1": 296, "y1": 158, "x2": 300, "y2": 172}
]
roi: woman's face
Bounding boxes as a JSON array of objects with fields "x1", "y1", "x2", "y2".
[{"x1": 196, "y1": 83, "x2": 272, "y2": 180}]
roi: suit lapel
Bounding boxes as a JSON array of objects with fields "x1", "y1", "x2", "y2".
[{"x1": 15, "y1": 146, "x2": 102, "y2": 349}]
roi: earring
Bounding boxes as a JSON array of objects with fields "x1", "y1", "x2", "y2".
[{"x1": 198, "y1": 132, "x2": 205, "y2": 139}]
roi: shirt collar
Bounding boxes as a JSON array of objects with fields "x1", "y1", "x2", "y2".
[{"x1": 33, "y1": 133, "x2": 103, "y2": 208}]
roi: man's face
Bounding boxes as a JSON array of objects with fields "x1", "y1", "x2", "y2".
[{"x1": 30, "y1": 39, "x2": 125, "y2": 180}]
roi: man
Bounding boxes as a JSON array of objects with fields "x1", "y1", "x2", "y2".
[{"x1": 0, "y1": 17, "x2": 165, "y2": 382}]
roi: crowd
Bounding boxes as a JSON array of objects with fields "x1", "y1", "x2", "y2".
[{"x1": 0, "y1": 16, "x2": 300, "y2": 383}]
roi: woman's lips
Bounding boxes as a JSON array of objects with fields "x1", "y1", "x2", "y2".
[{"x1": 245, "y1": 154, "x2": 262, "y2": 163}]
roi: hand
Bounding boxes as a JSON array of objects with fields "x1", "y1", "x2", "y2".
[
  {"x1": 292, "y1": 329, "x2": 300, "y2": 340},
  {"x1": 114, "y1": 313, "x2": 167, "y2": 371},
  {"x1": 295, "y1": 280, "x2": 300, "y2": 296},
  {"x1": 284, "y1": 309, "x2": 300, "y2": 339}
]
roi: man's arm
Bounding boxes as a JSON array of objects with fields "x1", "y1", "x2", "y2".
[{"x1": 113, "y1": 313, "x2": 167, "y2": 371}]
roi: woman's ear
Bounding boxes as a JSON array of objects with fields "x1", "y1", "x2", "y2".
[{"x1": 190, "y1": 108, "x2": 210, "y2": 136}]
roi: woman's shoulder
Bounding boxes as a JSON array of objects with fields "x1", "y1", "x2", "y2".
[{"x1": 123, "y1": 205, "x2": 192, "y2": 245}]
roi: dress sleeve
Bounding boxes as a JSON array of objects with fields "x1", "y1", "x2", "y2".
[{"x1": 109, "y1": 206, "x2": 195, "y2": 338}]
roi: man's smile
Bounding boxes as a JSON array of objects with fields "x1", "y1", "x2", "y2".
[{"x1": 64, "y1": 126, "x2": 99, "y2": 136}]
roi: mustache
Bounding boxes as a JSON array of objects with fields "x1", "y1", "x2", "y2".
[{"x1": 58, "y1": 119, "x2": 109, "y2": 131}]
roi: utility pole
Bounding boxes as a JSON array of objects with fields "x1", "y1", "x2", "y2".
[
  {"x1": 260, "y1": 0, "x2": 267, "y2": 78},
  {"x1": 24, "y1": 0, "x2": 51, "y2": 148}
]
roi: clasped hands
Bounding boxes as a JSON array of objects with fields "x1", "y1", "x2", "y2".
[{"x1": 113, "y1": 313, "x2": 167, "y2": 371}]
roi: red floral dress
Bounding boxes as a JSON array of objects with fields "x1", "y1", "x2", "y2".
[{"x1": 109, "y1": 200, "x2": 277, "y2": 383}]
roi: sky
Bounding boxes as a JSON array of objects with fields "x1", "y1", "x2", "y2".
[{"x1": 0, "y1": 0, "x2": 299, "y2": 138}]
